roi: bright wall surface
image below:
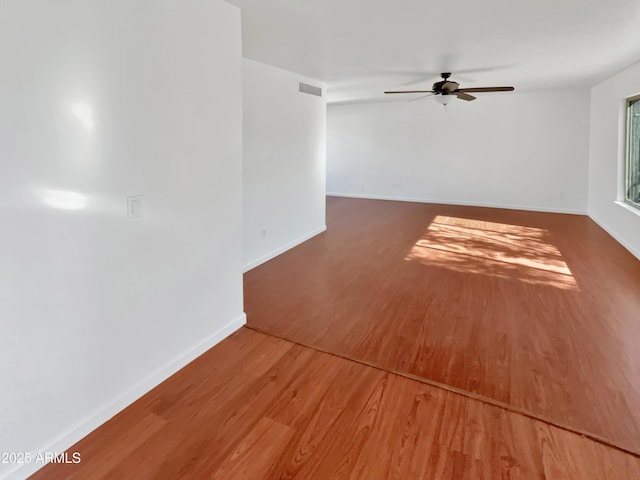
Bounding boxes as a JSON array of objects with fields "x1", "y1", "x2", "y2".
[
  {"x1": 327, "y1": 90, "x2": 591, "y2": 214},
  {"x1": 0, "y1": 1, "x2": 243, "y2": 478},
  {"x1": 243, "y1": 59, "x2": 326, "y2": 271},
  {"x1": 588, "y1": 60, "x2": 640, "y2": 259}
]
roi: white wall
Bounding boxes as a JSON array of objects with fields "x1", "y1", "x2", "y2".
[
  {"x1": 327, "y1": 90, "x2": 591, "y2": 214},
  {"x1": 0, "y1": 1, "x2": 243, "y2": 478},
  {"x1": 588, "y1": 60, "x2": 640, "y2": 259},
  {"x1": 243, "y1": 59, "x2": 326, "y2": 271}
]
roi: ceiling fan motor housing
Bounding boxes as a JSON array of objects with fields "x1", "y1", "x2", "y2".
[
  {"x1": 433, "y1": 73, "x2": 459, "y2": 94},
  {"x1": 433, "y1": 80, "x2": 459, "y2": 94}
]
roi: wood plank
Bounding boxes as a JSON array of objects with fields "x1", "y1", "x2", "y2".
[
  {"x1": 245, "y1": 197, "x2": 640, "y2": 453},
  {"x1": 31, "y1": 328, "x2": 640, "y2": 479}
]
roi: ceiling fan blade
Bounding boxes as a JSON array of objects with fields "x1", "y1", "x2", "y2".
[
  {"x1": 455, "y1": 86, "x2": 515, "y2": 93},
  {"x1": 408, "y1": 93, "x2": 435, "y2": 102},
  {"x1": 456, "y1": 92, "x2": 476, "y2": 101},
  {"x1": 384, "y1": 90, "x2": 434, "y2": 94}
]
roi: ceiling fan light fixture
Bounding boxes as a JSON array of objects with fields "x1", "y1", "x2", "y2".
[{"x1": 434, "y1": 94, "x2": 456, "y2": 106}]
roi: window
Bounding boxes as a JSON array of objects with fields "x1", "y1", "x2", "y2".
[{"x1": 626, "y1": 96, "x2": 640, "y2": 208}]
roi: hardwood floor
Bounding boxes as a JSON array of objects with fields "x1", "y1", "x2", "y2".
[
  {"x1": 32, "y1": 197, "x2": 640, "y2": 478},
  {"x1": 31, "y1": 328, "x2": 640, "y2": 480},
  {"x1": 245, "y1": 197, "x2": 640, "y2": 454}
]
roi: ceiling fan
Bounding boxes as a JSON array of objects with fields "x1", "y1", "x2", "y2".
[{"x1": 384, "y1": 72, "x2": 514, "y2": 104}]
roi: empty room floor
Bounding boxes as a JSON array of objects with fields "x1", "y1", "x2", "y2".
[
  {"x1": 34, "y1": 197, "x2": 640, "y2": 479},
  {"x1": 31, "y1": 328, "x2": 640, "y2": 479},
  {"x1": 245, "y1": 198, "x2": 640, "y2": 454}
]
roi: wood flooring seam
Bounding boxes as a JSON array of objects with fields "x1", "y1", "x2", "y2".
[{"x1": 243, "y1": 325, "x2": 640, "y2": 460}]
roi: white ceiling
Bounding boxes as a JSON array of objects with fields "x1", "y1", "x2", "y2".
[{"x1": 227, "y1": 0, "x2": 640, "y2": 104}]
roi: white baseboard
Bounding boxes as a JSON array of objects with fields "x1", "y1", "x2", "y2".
[
  {"x1": 326, "y1": 192, "x2": 587, "y2": 216},
  {"x1": 588, "y1": 213, "x2": 640, "y2": 261},
  {"x1": 5, "y1": 313, "x2": 247, "y2": 480},
  {"x1": 243, "y1": 225, "x2": 327, "y2": 273}
]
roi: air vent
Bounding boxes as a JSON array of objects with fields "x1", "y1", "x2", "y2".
[{"x1": 299, "y1": 82, "x2": 322, "y2": 97}]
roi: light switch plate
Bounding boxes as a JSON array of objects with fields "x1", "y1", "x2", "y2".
[{"x1": 127, "y1": 195, "x2": 143, "y2": 219}]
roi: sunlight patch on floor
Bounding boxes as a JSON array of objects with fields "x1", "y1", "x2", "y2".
[{"x1": 405, "y1": 216, "x2": 578, "y2": 290}]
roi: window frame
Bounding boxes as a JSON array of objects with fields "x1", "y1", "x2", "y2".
[{"x1": 625, "y1": 94, "x2": 640, "y2": 210}]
